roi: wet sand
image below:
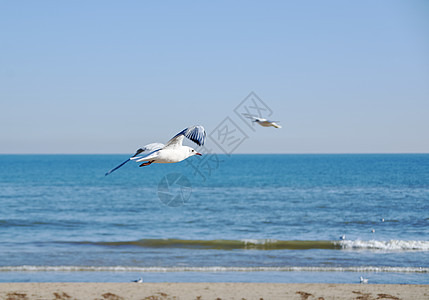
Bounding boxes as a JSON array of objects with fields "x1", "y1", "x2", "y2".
[{"x1": 0, "y1": 282, "x2": 428, "y2": 299}]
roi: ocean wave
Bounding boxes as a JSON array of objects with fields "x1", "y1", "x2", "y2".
[
  {"x1": 69, "y1": 238, "x2": 429, "y2": 251},
  {"x1": 74, "y1": 239, "x2": 339, "y2": 250},
  {"x1": 80, "y1": 239, "x2": 339, "y2": 250},
  {"x1": 0, "y1": 266, "x2": 427, "y2": 273},
  {"x1": 337, "y1": 240, "x2": 429, "y2": 251}
]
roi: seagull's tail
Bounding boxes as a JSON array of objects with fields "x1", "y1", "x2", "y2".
[{"x1": 105, "y1": 158, "x2": 131, "y2": 176}]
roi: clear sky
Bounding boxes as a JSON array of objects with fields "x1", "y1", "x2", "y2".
[{"x1": 1, "y1": 1, "x2": 428, "y2": 154}]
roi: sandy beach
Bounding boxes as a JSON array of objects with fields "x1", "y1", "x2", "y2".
[{"x1": 0, "y1": 283, "x2": 427, "y2": 300}]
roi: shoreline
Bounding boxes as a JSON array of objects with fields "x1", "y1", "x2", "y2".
[{"x1": 0, "y1": 283, "x2": 428, "y2": 300}]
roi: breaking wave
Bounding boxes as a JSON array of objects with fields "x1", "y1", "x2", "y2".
[
  {"x1": 337, "y1": 239, "x2": 429, "y2": 251},
  {"x1": 68, "y1": 238, "x2": 429, "y2": 251}
]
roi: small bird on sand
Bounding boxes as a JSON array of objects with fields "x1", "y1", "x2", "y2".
[
  {"x1": 243, "y1": 114, "x2": 282, "y2": 128},
  {"x1": 360, "y1": 276, "x2": 368, "y2": 284},
  {"x1": 132, "y1": 277, "x2": 143, "y2": 283},
  {"x1": 105, "y1": 125, "x2": 206, "y2": 176}
]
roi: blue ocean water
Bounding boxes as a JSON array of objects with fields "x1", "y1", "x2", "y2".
[{"x1": 0, "y1": 154, "x2": 428, "y2": 284}]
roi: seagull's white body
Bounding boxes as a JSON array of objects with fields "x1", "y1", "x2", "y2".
[
  {"x1": 105, "y1": 125, "x2": 206, "y2": 176},
  {"x1": 243, "y1": 114, "x2": 282, "y2": 128},
  {"x1": 133, "y1": 146, "x2": 197, "y2": 164},
  {"x1": 133, "y1": 277, "x2": 143, "y2": 283},
  {"x1": 360, "y1": 276, "x2": 368, "y2": 284}
]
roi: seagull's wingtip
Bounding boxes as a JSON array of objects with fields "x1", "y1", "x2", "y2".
[
  {"x1": 104, "y1": 158, "x2": 131, "y2": 176},
  {"x1": 183, "y1": 125, "x2": 206, "y2": 146}
]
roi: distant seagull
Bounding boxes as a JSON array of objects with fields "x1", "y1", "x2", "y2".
[
  {"x1": 243, "y1": 113, "x2": 282, "y2": 128},
  {"x1": 380, "y1": 218, "x2": 385, "y2": 222},
  {"x1": 340, "y1": 235, "x2": 346, "y2": 240},
  {"x1": 105, "y1": 125, "x2": 206, "y2": 176},
  {"x1": 132, "y1": 277, "x2": 143, "y2": 283},
  {"x1": 360, "y1": 276, "x2": 368, "y2": 284}
]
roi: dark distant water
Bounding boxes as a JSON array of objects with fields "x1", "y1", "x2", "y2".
[{"x1": 0, "y1": 154, "x2": 428, "y2": 284}]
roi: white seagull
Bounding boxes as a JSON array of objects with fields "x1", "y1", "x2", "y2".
[
  {"x1": 105, "y1": 125, "x2": 206, "y2": 176},
  {"x1": 243, "y1": 113, "x2": 282, "y2": 128},
  {"x1": 360, "y1": 276, "x2": 368, "y2": 284},
  {"x1": 132, "y1": 277, "x2": 143, "y2": 283}
]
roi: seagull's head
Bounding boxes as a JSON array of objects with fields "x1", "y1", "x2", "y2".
[{"x1": 185, "y1": 146, "x2": 202, "y2": 157}]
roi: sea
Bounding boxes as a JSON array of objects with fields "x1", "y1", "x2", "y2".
[{"x1": 0, "y1": 154, "x2": 428, "y2": 284}]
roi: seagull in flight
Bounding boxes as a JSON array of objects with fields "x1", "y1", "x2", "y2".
[
  {"x1": 105, "y1": 125, "x2": 206, "y2": 176},
  {"x1": 243, "y1": 113, "x2": 282, "y2": 128}
]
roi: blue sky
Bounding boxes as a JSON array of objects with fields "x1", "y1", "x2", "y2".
[{"x1": 1, "y1": 1, "x2": 428, "y2": 154}]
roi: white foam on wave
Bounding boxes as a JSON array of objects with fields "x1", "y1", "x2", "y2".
[
  {"x1": 241, "y1": 239, "x2": 279, "y2": 245},
  {"x1": 337, "y1": 240, "x2": 429, "y2": 251},
  {"x1": 0, "y1": 266, "x2": 427, "y2": 273}
]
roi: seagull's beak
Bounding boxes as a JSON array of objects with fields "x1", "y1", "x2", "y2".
[{"x1": 196, "y1": 152, "x2": 202, "y2": 156}]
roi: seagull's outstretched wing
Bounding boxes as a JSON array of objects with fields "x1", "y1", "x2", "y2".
[
  {"x1": 164, "y1": 125, "x2": 206, "y2": 148},
  {"x1": 243, "y1": 113, "x2": 263, "y2": 121},
  {"x1": 105, "y1": 143, "x2": 164, "y2": 176},
  {"x1": 137, "y1": 143, "x2": 165, "y2": 153}
]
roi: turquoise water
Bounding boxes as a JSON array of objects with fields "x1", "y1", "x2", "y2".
[{"x1": 0, "y1": 154, "x2": 428, "y2": 284}]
